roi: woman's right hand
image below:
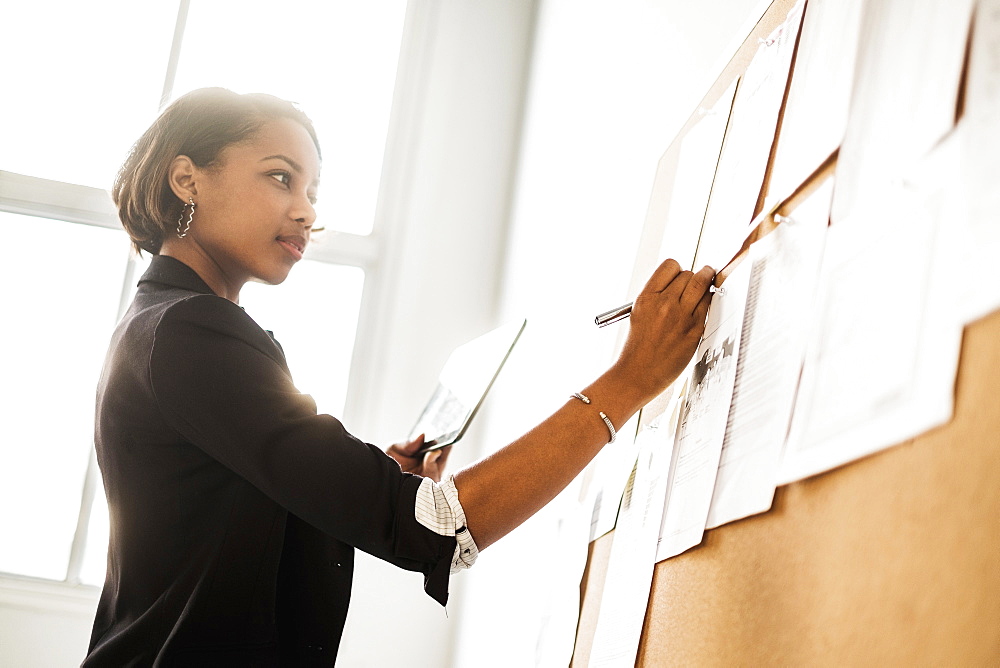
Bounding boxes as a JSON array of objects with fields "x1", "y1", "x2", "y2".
[
  {"x1": 611, "y1": 259, "x2": 715, "y2": 404},
  {"x1": 451, "y1": 258, "x2": 714, "y2": 550}
]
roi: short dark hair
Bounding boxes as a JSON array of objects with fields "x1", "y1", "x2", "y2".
[{"x1": 113, "y1": 87, "x2": 321, "y2": 254}]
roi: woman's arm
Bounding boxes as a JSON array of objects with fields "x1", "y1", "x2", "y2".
[{"x1": 454, "y1": 259, "x2": 715, "y2": 550}]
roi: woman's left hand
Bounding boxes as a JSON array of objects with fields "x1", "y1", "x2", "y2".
[{"x1": 386, "y1": 434, "x2": 452, "y2": 483}]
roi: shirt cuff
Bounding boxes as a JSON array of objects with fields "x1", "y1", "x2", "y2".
[{"x1": 414, "y1": 474, "x2": 479, "y2": 574}]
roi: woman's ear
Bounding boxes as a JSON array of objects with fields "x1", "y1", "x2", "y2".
[{"x1": 168, "y1": 155, "x2": 199, "y2": 203}]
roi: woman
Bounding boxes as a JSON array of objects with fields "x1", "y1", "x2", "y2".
[{"x1": 84, "y1": 87, "x2": 714, "y2": 666}]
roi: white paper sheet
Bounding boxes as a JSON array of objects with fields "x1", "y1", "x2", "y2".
[
  {"x1": 657, "y1": 80, "x2": 739, "y2": 270},
  {"x1": 656, "y1": 261, "x2": 752, "y2": 561},
  {"x1": 780, "y1": 169, "x2": 964, "y2": 484},
  {"x1": 765, "y1": 0, "x2": 865, "y2": 206},
  {"x1": 694, "y1": 2, "x2": 805, "y2": 270},
  {"x1": 940, "y1": 0, "x2": 1000, "y2": 323},
  {"x1": 831, "y1": 0, "x2": 975, "y2": 223},
  {"x1": 586, "y1": 414, "x2": 641, "y2": 541},
  {"x1": 705, "y1": 181, "x2": 831, "y2": 529},
  {"x1": 588, "y1": 404, "x2": 678, "y2": 668},
  {"x1": 941, "y1": 117, "x2": 1000, "y2": 324},
  {"x1": 532, "y1": 487, "x2": 594, "y2": 668},
  {"x1": 965, "y1": 0, "x2": 1000, "y2": 120}
]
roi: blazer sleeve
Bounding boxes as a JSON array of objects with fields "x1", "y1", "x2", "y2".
[{"x1": 147, "y1": 294, "x2": 456, "y2": 604}]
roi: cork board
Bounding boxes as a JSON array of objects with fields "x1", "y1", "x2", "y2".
[
  {"x1": 571, "y1": 0, "x2": 1000, "y2": 664},
  {"x1": 574, "y1": 308, "x2": 1000, "y2": 666}
]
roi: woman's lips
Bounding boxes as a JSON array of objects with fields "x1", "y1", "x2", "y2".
[{"x1": 276, "y1": 235, "x2": 305, "y2": 261}]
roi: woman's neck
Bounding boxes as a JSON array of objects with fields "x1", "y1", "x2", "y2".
[{"x1": 159, "y1": 239, "x2": 243, "y2": 303}]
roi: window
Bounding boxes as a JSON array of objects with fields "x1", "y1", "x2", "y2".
[
  {"x1": 0, "y1": 214, "x2": 129, "y2": 580},
  {"x1": 0, "y1": 0, "x2": 408, "y2": 587},
  {"x1": 0, "y1": 2, "x2": 177, "y2": 190},
  {"x1": 172, "y1": 0, "x2": 407, "y2": 235}
]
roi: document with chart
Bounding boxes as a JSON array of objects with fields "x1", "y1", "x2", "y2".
[
  {"x1": 656, "y1": 261, "x2": 751, "y2": 561},
  {"x1": 706, "y1": 181, "x2": 830, "y2": 529}
]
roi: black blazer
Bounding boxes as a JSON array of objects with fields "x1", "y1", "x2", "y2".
[{"x1": 84, "y1": 256, "x2": 455, "y2": 666}]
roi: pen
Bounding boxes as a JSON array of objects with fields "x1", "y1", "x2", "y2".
[{"x1": 595, "y1": 285, "x2": 724, "y2": 327}]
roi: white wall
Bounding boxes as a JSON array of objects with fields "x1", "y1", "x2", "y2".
[
  {"x1": 0, "y1": 578, "x2": 98, "y2": 667},
  {"x1": 320, "y1": 2, "x2": 538, "y2": 667}
]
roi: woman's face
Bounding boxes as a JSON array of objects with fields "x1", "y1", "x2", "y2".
[{"x1": 185, "y1": 117, "x2": 320, "y2": 295}]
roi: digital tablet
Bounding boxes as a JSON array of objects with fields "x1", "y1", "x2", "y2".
[{"x1": 410, "y1": 319, "x2": 526, "y2": 453}]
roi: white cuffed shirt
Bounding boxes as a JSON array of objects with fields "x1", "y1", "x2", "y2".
[{"x1": 413, "y1": 474, "x2": 479, "y2": 573}]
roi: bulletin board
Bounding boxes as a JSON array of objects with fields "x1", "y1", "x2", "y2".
[{"x1": 570, "y1": 0, "x2": 1000, "y2": 665}]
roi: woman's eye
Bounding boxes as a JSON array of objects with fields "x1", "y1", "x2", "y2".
[{"x1": 271, "y1": 172, "x2": 291, "y2": 185}]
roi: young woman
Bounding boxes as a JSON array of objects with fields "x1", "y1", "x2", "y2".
[{"x1": 83, "y1": 87, "x2": 714, "y2": 666}]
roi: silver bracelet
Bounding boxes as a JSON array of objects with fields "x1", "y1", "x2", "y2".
[{"x1": 570, "y1": 392, "x2": 617, "y2": 443}]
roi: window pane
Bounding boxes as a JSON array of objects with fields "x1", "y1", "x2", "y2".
[
  {"x1": 0, "y1": 214, "x2": 130, "y2": 580},
  {"x1": 0, "y1": 2, "x2": 179, "y2": 189},
  {"x1": 171, "y1": 0, "x2": 408, "y2": 236},
  {"x1": 240, "y1": 261, "x2": 365, "y2": 419}
]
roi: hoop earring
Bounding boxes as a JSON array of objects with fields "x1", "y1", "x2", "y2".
[{"x1": 176, "y1": 198, "x2": 195, "y2": 238}]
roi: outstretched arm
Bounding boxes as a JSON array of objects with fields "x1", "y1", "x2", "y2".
[{"x1": 453, "y1": 259, "x2": 715, "y2": 550}]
